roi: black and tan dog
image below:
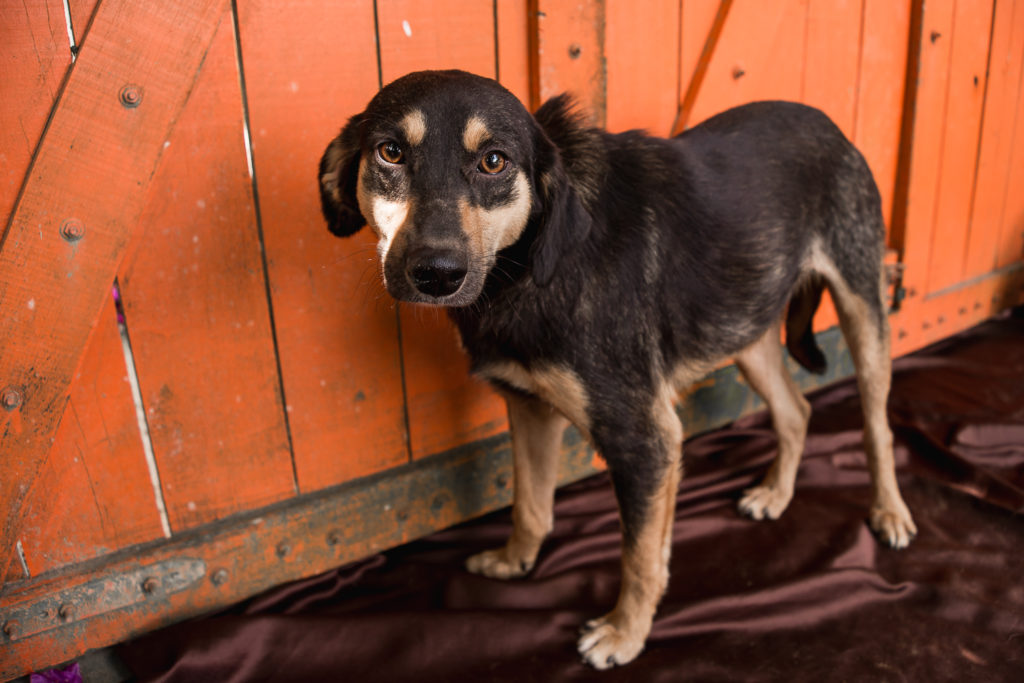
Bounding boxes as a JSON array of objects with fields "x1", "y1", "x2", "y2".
[{"x1": 319, "y1": 70, "x2": 916, "y2": 668}]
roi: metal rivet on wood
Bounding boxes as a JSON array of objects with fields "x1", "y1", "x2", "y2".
[
  {"x1": 58, "y1": 218, "x2": 85, "y2": 242},
  {"x1": 118, "y1": 84, "x2": 143, "y2": 108}
]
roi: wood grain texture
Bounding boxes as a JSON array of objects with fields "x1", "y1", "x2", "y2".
[
  {"x1": 15, "y1": 296, "x2": 164, "y2": 576},
  {"x1": 117, "y1": 12, "x2": 296, "y2": 531},
  {"x1": 535, "y1": 0, "x2": 606, "y2": 124},
  {"x1": 497, "y1": 0, "x2": 532, "y2": 105},
  {"x1": 377, "y1": 0, "x2": 497, "y2": 85},
  {"x1": 0, "y1": 0, "x2": 72, "y2": 228},
  {"x1": 605, "y1": 0, "x2": 680, "y2": 135},
  {"x1": 855, "y1": 0, "x2": 912, "y2": 229},
  {"x1": 236, "y1": 0, "x2": 410, "y2": 491},
  {"x1": 923, "y1": 0, "x2": 995, "y2": 295},
  {"x1": 0, "y1": 0, "x2": 227, "y2": 581},
  {"x1": 970, "y1": 0, "x2": 1024, "y2": 274}
]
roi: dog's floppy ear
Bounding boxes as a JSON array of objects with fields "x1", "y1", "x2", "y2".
[
  {"x1": 319, "y1": 113, "x2": 366, "y2": 237},
  {"x1": 529, "y1": 96, "x2": 594, "y2": 287}
]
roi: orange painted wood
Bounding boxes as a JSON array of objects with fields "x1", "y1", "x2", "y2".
[
  {"x1": 235, "y1": 0, "x2": 409, "y2": 491},
  {"x1": 377, "y1": 0, "x2": 497, "y2": 85},
  {"x1": 374, "y1": 7, "x2": 509, "y2": 460},
  {"x1": 803, "y1": 0, "x2": 861, "y2": 137},
  {"x1": 0, "y1": 0, "x2": 227, "y2": 580},
  {"x1": 890, "y1": 268, "x2": 1024, "y2": 357},
  {"x1": 923, "y1": 0, "x2": 995, "y2": 296},
  {"x1": 676, "y1": 0, "x2": 732, "y2": 135},
  {"x1": 116, "y1": 13, "x2": 296, "y2": 531},
  {"x1": 0, "y1": 0, "x2": 72, "y2": 228},
  {"x1": 535, "y1": 0, "x2": 606, "y2": 123},
  {"x1": 686, "y1": 0, "x2": 807, "y2": 126},
  {"x1": 895, "y1": 0, "x2": 955, "y2": 302},
  {"x1": 605, "y1": 0, "x2": 680, "y2": 135},
  {"x1": 497, "y1": 0, "x2": 532, "y2": 105},
  {"x1": 855, "y1": 0, "x2": 912, "y2": 229},
  {"x1": 16, "y1": 295, "x2": 164, "y2": 576},
  {"x1": 402, "y1": 309, "x2": 509, "y2": 460},
  {"x1": 677, "y1": 1, "x2": 731, "y2": 131},
  {"x1": 996, "y1": 54, "x2": 1024, "y2": 270},
  {"x1": 969, "y1": 0, "x2": 1024, "y2": 275}
]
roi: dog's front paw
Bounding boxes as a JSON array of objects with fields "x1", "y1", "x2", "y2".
[
  {"x1": 465, "y1": 547, "x2": 534, "y2": 579},
  {"x1": 577, "y1": 613, "x2": 647, "y2": 670},
  {"x1": 869, "y1": 501, "x2": 917, "y2": 549},
  {"x1": 738, "y1": 483, "x2": 793, "y2": 521}
]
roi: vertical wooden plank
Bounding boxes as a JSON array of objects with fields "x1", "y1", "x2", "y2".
[
  {"x1": 897, "y1": 0, "x2": 956, "y2": 303},
  {"x1": 802, "y1": 0, "x2": 861, "y2": 136},
  {"x1": 966, "y1": 0, "x2": 1024, "y2": 276},
  {"x1": 374, "y1": 4, "x2": 509, "y2": 460},
  {"x1": 923, "y1": 0, "x2": 995, "y2": 295},
  {"x1": 16, "y1": 296, "x2": 164, "y2": 575},
  {"x1": 497, "y1": 0, "x2": 532, "y2": 105},
  {"x1": 116, "y1": 13, "x2": 296, "y2": 530},
  {"x1": 0, "y1": 0, "x2": 227, "y2": 581},
  {"x1": 236, "y1": 0, "x2": 409, "y2": 491},
  {"x1": 377, "y1": 0, "x2": 497, "y2": 84},
  {"x1": 685, "y1": 0, "x2": 808, "y2": 125},
  {"x1": 855, "y1": 0, "x2": 912, "y2": 229},
  {"x1": 535, "y1": 0, "x2": 606, "y2": 123},
  {"x1": 605, "y1": 0, "x2": 680, "y2": 134},
  {"x1": 0, "y1": 0, "x2": 72, "y2": 226},
  {"x1": 995, "y1": 41, "x2": 1024, "y2": 270}
]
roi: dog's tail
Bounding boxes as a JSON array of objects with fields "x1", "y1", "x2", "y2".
[{"x1": 785, "y1": 275, "x2": 827, "y2": 375}]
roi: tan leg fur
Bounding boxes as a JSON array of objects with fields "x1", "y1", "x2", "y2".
[{"x1": 465, "y1": 392, "x2": 568, "y2": 578}]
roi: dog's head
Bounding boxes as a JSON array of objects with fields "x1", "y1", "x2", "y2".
[{"x1": 319, "y1": 70, "x2": 591, "y2": 305}]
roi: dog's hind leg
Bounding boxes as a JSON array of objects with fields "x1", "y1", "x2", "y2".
[
  {"x1": 817, "y1": 249, "x2": 917, "y2": 548},
  {"x1": 735, "y1": 323, "x2": 812, "y2": 521},
  {"x1": 466, "y1": 392, "x2": 568, "y2": 578}
]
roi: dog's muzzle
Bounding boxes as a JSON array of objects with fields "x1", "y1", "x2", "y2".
[{"x1": 406, "y1": 247, "x2": 468, "y2": 298}]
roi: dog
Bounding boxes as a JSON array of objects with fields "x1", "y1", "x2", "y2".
[{"x1": 318, "y1": 69, "x2": 916, "y2": 669}]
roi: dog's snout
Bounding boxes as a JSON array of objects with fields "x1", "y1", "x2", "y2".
[{"x1": 407, "y1": 249, "x2": 468, "y2": 298}]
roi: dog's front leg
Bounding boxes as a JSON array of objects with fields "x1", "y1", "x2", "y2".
[
  {"x1": 466, "y1": 392, "x2": 568, "y2": 578},
  {"x1": 578, "y1": 386, "x2": 683, "y2": 669}
]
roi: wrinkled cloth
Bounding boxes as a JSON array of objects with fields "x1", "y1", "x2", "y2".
[
  {"x1": 30, "y1": 663, "x2": 82, "y2": 683},
  {"x1": 120, "y1": 312, "x2": 1024, "y2": 682}
]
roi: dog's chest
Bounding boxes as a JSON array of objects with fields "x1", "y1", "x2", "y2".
[{"x1": 475, "y1": 359, "x2": 591, "y2": 434}]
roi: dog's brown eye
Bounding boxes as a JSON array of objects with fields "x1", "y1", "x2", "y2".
[
  {"x1": 377, "y1": 141, "x2": 404, "y2": 164},
  {"x1": 479, "y1": 151, "x2": 508, "y2": 175}
]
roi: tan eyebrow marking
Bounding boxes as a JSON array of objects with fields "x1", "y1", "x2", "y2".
[
  {"x1": 463, "y1": 115, "x2": 490, "y2": 152},
  {"x1": 400, "y1": 109, "x2": 427, "y2": 146}
]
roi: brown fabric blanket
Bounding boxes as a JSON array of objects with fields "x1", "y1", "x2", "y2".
[{"x1": 119, "y1": 311, "x2": 1024, "y2": 682}]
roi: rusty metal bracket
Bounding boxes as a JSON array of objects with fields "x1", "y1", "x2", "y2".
[{"x1": 1, "y1": 559, "x2": 205, "y2": 644}]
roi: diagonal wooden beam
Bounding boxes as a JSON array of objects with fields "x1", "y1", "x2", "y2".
[
  {"x1": 0, "y1": 0, "x2": 228, "y2": 582},
  {"x1": 671, "y1": 0, "x2": 733, "y2": 136}
]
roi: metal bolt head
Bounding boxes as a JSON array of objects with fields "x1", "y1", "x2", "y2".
[
  {"x1": 276, "y1": 541, "x2": 291, "y2": 558},
  {"x1": 60, "y1": 218, "x2": 85, "y2": 242},
  {"x1": 2, "y1": 387, "x2": 22, "y2": 411},
  {"x1": 58, "y1": 604, "x2": 72, "y2": 621},
  {"x1": 2, "y1": 619, "x2": 18, "y2": 640},
  {"x1": 326, "y1": 530, "x2": 341, "y2": 546},
  {"x1": 142, "y1": 577, "x2": 160, "y2": 594},
  {"x1": 119, "y1": 84, "x2": 143, "y2": 108},
  {"x1": 732, "y1": 66, "x2": 746, "y2": 80},
  {"x1": 211, "y1": 568, "x2": 229, "y2": 586},
  {"x1": 568, "y1": 43, "x2": 582, "y2": 59}
]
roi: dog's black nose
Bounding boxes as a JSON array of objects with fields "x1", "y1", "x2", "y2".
[{"x1": 407, "y1": 249, "x2": 468, "y2": 297}]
